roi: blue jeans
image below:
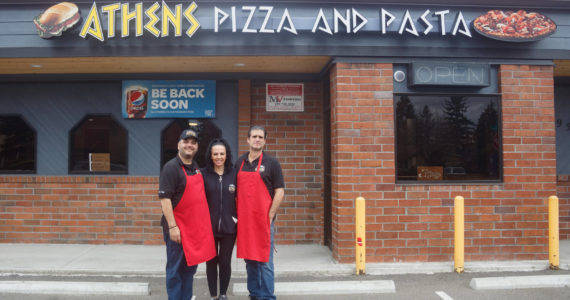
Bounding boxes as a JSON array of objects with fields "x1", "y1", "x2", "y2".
[
  {"x1": 245, "y1": 224, "x2": 276, "y2": 300},
  {"x1": 163, "y1": 225, "x2": 198, "y2": 300}
]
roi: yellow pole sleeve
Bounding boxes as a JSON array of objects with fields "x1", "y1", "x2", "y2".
[
  {"x1": 355, "y1": 196, "x2": 366, "y2": 275},
  {"x1": 549, "y1": 195, "x2": 560, "y2": 269},
  {"x1": 454, "y1": 196, "x2": 464, "y2": 273}
]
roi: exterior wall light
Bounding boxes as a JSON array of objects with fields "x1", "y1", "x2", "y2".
[{"x1": 393, "y1": 70, "x2": 406, "y2": 83}]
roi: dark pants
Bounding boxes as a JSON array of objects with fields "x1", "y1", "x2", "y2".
[
  {"x1": 163, "y1": 225, "x2": 197, "y2": 300},
  {"x1": 206, "y1": 233, "x2": 237, "y2": 297}
]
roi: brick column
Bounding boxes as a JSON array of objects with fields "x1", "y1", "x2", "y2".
[
  {"x1": 329, "y1": 63, "x2": 395, "y2": 262},
  {"x1": 497, "y1": 64, "x2": 556, "y2": 259}
]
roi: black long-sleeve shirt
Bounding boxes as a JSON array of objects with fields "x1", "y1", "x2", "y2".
[{"x1": 201, "y1": 166, "x2": 237, "y2": 237}]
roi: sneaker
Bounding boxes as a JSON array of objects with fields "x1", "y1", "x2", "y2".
[
  {"x1": 219, "y1": 295, "x2": 228, "y2": 300},
  {"x1": 210, "y1": 297, "x2": 218, "y2": 300}
]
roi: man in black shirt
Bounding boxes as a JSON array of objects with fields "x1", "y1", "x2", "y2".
[
  {"x1": 159, "y1": 129, "x2": 215, "y2": 300},
  {"x1": 235, "y1": 126, "x2": 284, "y2": 300}
]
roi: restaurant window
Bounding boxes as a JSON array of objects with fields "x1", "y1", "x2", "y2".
[
  {"x1": 395, "y1": 95, "x2": 501, "y2": 182},
  {"x1": 0, "y1": 115, "x2": 36, "y2": 173},
  {"x1": 161, "y1": 119, "x2": 222, "y2": 169},
  {"x1": 69, "y1": 115, "x2": 127, "y2": 174}
]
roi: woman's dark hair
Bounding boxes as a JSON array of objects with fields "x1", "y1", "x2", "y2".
[{"x1": 205, "y1": 138, "x2": 233, "y2": 171}]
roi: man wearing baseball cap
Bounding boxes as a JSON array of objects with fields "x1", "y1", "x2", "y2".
[{"x1": 159, "y1": 129, "x2": 216, "y2": 300}]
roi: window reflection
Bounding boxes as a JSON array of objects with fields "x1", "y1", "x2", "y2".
[
  {"x1": 0, "y1": 115, "x2": 36, "y2": 173},
  {"x1": 160, "y1": 119, "x2": 222, "y2": 169},
  {"x1": 395, "y1": 95, "x2": 501, "y2": 181},
  {"x1": 69, "y1": 115, "x2": 127, "y2": 174}
]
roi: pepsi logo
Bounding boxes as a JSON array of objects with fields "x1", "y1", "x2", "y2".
[{"x1": 132, "y1": 91, "x2": 145, "y2": 105}]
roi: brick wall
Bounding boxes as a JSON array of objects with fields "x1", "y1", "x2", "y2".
[
  {"x1": 0, "y1": 79, "x2": 324, "y2": 246},
  {"x1": 1, "y1": 69, "x2": 561, "y2": 258},
  {"x1": 329, "y1": 63, "x2": 396, "y2": 262},
  {"x1": 244, "y1": 81, "x2": 325, "y2": 244},
  {"x1": 0, "y1": 176, "x2": 162, "y2": 244},
  {"x1": 557, "y1": 176, "x2": 570, "y2": 240},
  {"x1": 330, "y1": 63, "x2": 556, "y2": 263}
]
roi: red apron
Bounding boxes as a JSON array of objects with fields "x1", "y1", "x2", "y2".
[
  {"x1": 173, "y1": 167, "x2": 216, "y2": 266},
  {"x1": 236, "y1": 153, "x2": 273, "y2": 262}
]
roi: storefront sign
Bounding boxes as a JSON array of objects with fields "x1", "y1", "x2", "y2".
[
  {"x1": 80, "y1": 4, "x2": 472, "y2": 40},
  {"x1": 33, "y1": 2, "x2": 556, "y2": 43},
  {"x1": 122, "y1": 80, "x2": 216, "y2": 119},
  {"x1": 266, "y1": 83, "x2": 304, "y2": 112},
  {"x1": 36, "y1": 2, "x2": 477, "y2": 40},
  {"x1": 409, "y1": 62, "x2": 490, "y2": 87}
]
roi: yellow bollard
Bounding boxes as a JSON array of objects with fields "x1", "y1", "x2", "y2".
[
  {"x1": 549, "y1": 195, "x2": 560, "y2": 270},
  {"x1": 355, "y1": 196, "x2": 366, "y2": 275},
  {"x1": 454, "y1": 196, "x2": 464, "y2": 273}
]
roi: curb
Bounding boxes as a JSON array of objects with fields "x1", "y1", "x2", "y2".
[
  {"x1": 0, "y1": 281, "x2": 150, "y2": 295},
  {"x1": 470, "y1": 274, "x2": 570, "y2": 290},
  {"x1": 233, "y1": 280, "x2": 396, "y2": 295},
  {"x1": 0, "y1": 260, "x2": 567, "y2": 278}
]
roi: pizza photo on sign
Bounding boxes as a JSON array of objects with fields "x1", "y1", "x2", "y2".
[{"x1": 473, "y1": 10, "x2": 556, "y2": 42}]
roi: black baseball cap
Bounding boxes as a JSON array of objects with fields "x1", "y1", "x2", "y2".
[{"x1": 179, "y1": 129, "x2": 199, "y2": 141}]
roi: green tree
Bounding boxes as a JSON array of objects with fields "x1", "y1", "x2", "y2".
[
  {"x1": 416, "y1": 105, "x2": 436, "y2": 165},
  {"x1": 475, "y1": 101, "x2": 499, "y2": 176},
  {"x1": 442, "y1": 96, "x2": 474, "y2": 166},
  {"x1": 395, "y1": 96, "x2": 417, "y2": 176}
]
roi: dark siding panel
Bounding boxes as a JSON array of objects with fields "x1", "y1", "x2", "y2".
[
  {"x1": 556, "y1": 85, "x2": 570, "y2": 174},
  {"x1": 0, "y1": 81, "x2": 238, "y2": 176},
  {"x1": 0, "y1": 6, "x2": 39, "y2": 22},
  {"x1": 1, "y1": 35, "x2": 569, "y2": 60}
]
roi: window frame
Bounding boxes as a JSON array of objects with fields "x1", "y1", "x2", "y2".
[
  {"x1": 68, "y1": 114, "x2": 128, "y2": 175},
  {"x1": 393, "y1": 92, "x2": 503, "y2": 184},
  {"x1": 0, "y1": 114, "x2": 37, "y2": 174}
]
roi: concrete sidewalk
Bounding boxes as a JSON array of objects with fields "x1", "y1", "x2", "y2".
[{"x1": 0, "y1": 241, "x2": 568, "y2": 278}]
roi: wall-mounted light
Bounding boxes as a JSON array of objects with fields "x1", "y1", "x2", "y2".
[
  {"x1": 393, "y1": 70, "x2": 406, "y2": 83},
  {"x1": 233, "y1": 63, "x2": 246, "y2": 67},
  {"x1": 30, "y1": 64, "x2": 42, "y2": 68}
]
